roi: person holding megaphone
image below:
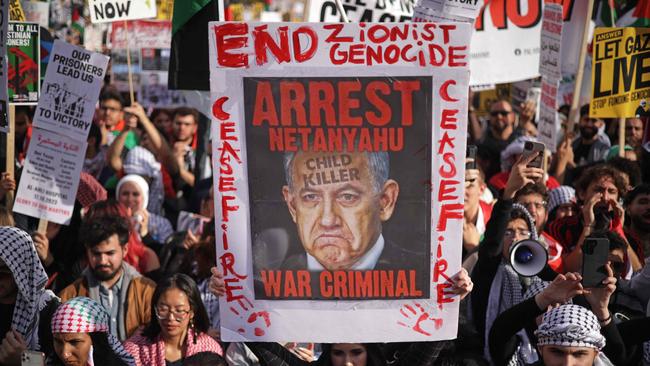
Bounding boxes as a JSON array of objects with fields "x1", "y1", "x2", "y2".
[{"x1": 469, "y1": 152, "x2": 557, "y2": 363}]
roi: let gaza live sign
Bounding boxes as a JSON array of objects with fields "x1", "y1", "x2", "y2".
[
  {"x1": 33, "y1": 40, "x2": 109, "y2": 141},
  {"x1": 210, "y1": 22, "x2": 470, "y2": 343},
  {"x1": 89, "y1": 0, "x2": 157, "y2": 23},
  {"x1": 590, "y1": 27, "x2": 650, "y2": 118}
]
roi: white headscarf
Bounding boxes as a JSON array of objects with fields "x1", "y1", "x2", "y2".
[{"x1": 116, "y1": 174, "x2": 150, "y2": 212}]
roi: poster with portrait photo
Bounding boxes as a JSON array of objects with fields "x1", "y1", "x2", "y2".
[
  {"x1": 210, "y1": 22, "x2": 470, "y2": 343},
  {"x1": 244, "y1": 76, "x2": 432, "y2": 301}
]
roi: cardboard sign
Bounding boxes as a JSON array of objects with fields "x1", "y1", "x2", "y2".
[
  {"x1": 13, "y1": 128, "x2": 88, "y2": 225},
  {"x1": 89, "y1": 0, "x2": 157, "y2": 23},
  {"x1": 307, "y1": 0, "x2": 415, "y2": 22},
  {"x1": 33, "y1": 40, "x2": 109, "y2": 141},
  {"x1": 538, "y1": 78, "x2": 560, "y2": 152},
  {"x1": 210, "y1": 22, "x2": 470, "y2": 342},
  {"x1": 539, "y1": 3, "x2": 563, "y2": 81},
  {"x1": 590, "y1": 27, "x2": 650, "y2": 118},
  {"x1": 7, "y1": 21, "x2": 38, "y2": 104},
  {"x1": 0, "y1": 0, "x2": 9, "y2": 132}
]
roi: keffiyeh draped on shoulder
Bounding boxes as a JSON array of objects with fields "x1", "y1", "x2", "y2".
[{"x1": 0, "y1": 226, "x2": 56, "y2": 347}]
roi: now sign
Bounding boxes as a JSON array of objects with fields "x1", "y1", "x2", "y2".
[{"x1": 89, "y1": 0, "x2": 157, "y2": 23}]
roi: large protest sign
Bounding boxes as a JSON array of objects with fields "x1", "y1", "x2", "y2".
[
  {"x1": 210, "y1": 22, "x2": 470, "y2": 342},
  {"x1": 13, "y1": 128, "x2": 87, "y2": 225},
  {"x1": 538, "y1": 78, "x2": 560, "y2": 152},
  {"x1": 540, "y1": 3, "x2": 563, "y2": 80},
  {"x1": 590, "y1": 27, "x2": 650, "y2": 118},
  {"x1": 0, "y1": 0, "x2": 9, "y2": 133},
  {"x1": 33, "y1": 40, "x2": 109, "y2": 141},
  {"x1": 7, "y1": 22, "x2": 38, "y2": 104},
  {"x1": 89, "y1": 0, "x2": 157, "y2": 23},
  {"x1": 20, "y1": 1, "x2": 49, "y2": 28},
  {"x1": 307, "y1": 0, "x2": 415, "y2": 22}
]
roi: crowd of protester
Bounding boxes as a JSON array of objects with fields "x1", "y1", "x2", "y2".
[{"x1": 2, "y1": 84, "x2": 650, "y2": 366}]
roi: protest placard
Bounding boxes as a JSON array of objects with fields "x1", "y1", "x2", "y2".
[
  {"x1": 140, "y1": 48, "x2": 186, "y2": 108},
  {"x1": 33, "y1": 40, "x2": 109, "y2": 141},
  {"x1": 109, "y1": 20, "x2": 171, "y2": 49},
  {"x1": 7, "y1": 22, "x2": 38, "y2": 104},
  {"x1": 13, "y1": 128, "x2": 87, "y2": 225},
  {"x1": 89, "y1": 0, "x2": 157, "y2": 23},
  {"x1": 590, "y1": 27, "x2": 650, "y2": 118},
  {"x1": 8, "y1": 0, "x2": 24, "y2": 21},
  {"x1": 210, "y1": 22, "x2": 470, "y2": 342},
  {"x1": 20, "y1": 1, "x2": 49, "y2": 28},
  {"x1": 538, "y1": 78, "x2": 560, "y2": 152},
  {"x1": 0, "y1": 0, "x2": 10, "y2": 133},
  {"x1": 540, "y1": 3, "x2": 563, "y2": 81},
  {"x1": 307, "y1": 0, "x2": 415, "y2": 22}
]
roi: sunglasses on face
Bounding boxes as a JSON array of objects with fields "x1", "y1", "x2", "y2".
[{"x1": 490, "y1": 110, "x2": 512, "y2": 117}]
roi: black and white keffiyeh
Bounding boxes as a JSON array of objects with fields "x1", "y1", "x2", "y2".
[
  {"x1": 535, "y1": 304, "x2": 605, "y2": 350},
  {"x1": 485, "y1": 204, "x2": 540, "y2": 363},
  {"x1": 0, "y1": 226, "x2": 56, "y2": 347}
]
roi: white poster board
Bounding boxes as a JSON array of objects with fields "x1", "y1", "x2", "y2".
[
  {"x1": 210, "y1": 22, "x2": 469, "y2": 342},
  {"x1": 13, "y1": 128, "x2": 87, "y2": 224},
  {"x1": 308, "y1": 0, "x2": 415, "y2": 22},
  {"x1": 539, "y1": 3, "x2": 563, "y2": 81},
  {"x1": 538, "y1": 78, "x2": 560, "y2": 152},
  {"x1": 33, "y1": 40, "x2": 109, "y2": 141},
  {"x1": 89, "y1": 0, "x2": 157, "y2": 23}
]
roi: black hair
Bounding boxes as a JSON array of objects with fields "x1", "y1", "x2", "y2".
[
  {"x1": 78, "y1": 215, "x2": 130, "y2": 248},
  {"x1": 579, "y1": 104, "x2": 590, "y2": 118},
  {"x1": 510, "y1": 208, "x2": 533, "y2": 233},
  {"x1": 88, "y1": 122, "x2": 102, "y2": 151},
  {"x1": 40, "y1": 301, "x2": 130, "y2": 366},
  {"x1": 182, "y1": 352, "x2": 227, "y2": 366},
  {"x1": 15, "y1": 105, "x2": 33, "y2": 119},
  {"x1": 319, "y1": 343, "x2": 386, "y2": 366},
  {"x1": 142, "y1": 273, "x2": 211, "y2": 342},
  {"x1": 150, "y1": 108, "x2": 172, "y2": 122},
  {"x1": 574, "y1": 164, "x2": 628, "y2": 199},
  {"x1": 625, "y1": 183, "x2": 650, "y2": 207},
  {"x1": 99, "y1": 87, "x2": 124, "y2": 107},
  {"x1": 514, "y1": 183, "x2": 549, "y2": 205},
  {"x1": 607, "y1": 157, "x2": 641, "y2": 188},
  {"x1": 173, "y1": 107, "x2": 199, "y2": 124}
]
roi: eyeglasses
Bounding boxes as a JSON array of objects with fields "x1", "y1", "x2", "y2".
[
  {"x1": 490, "y1": 110, "x2": 512, "y2": 117},
  {"x1": 155, "y1": 306, "x2": 191, "y2": 322},
  {"x1": 504, "y1": 229, "x2": 532, "y2": 239},
  {"x1": 521, "y1": 201, "x2": 547, "y2": 211}
]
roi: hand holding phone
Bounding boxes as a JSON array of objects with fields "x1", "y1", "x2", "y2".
[
  {"x1": 522, "y1": 141, "x2": 545, "y2": 169},
  {"x1": 22, "y1": 351, "x2": 45, "y2": 366},
  {"x1": 582, "y1": 237, "x2": 610, "y2": 288}
]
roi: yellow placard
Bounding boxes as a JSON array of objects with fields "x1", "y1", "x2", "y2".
[
  {"x1": 591, "y1": 27, "x2": 650, "y2": 118},
  {"x1": 9, "y1": 0, "x2": 25, "y2": 21},
  {"x1": 157, "y1": 0, "x2": 174, "y2": 20}
]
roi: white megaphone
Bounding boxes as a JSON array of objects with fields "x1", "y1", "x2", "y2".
[{"x1": 509, "y1": 239, "x2": 548, "y2": 277}]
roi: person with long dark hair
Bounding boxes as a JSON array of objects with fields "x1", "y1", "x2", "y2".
[
  {"x1": 43, "y1": 297, "x2": 135, "y2": 366},
  {"x1": 124, "y1": 274, "x2": 222, "y2": 366}
]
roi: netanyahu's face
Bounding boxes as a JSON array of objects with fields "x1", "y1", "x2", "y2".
[{"x1": 283, "y1": 151, "x2": 398, "y2": 270}]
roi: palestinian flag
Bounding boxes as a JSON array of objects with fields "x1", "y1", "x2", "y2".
[{"x1": 168, "y1": 0, "x2": 223, "y2": 90}]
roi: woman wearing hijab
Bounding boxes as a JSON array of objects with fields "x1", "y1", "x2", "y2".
[
  {"x1": 43, "y1": 297, "x2": 135, "y2": 366},
  {"x1": 0, "y1": 227, "x2": 59, "y2": 365},
  {"x1": 116, "y1": 174, "x2": 174, "y2": 245},
  {"x1": 124, "y1": 274, "x2": 222, "y2": 366}
]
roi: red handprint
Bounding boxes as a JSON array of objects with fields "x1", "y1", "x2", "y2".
[{"x1": 397, "y1": 302, "x2": 443, "y2": 336}]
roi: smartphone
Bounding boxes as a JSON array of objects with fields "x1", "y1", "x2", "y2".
[
  {"x1": 22, "y1": 351, "x2": 45, "y2": 366},
  {"x1": 466, "y1": 145, "x2": 477, "y2": 170},
  {"x1": 582, "y1": 237, "x2": 610, "y2": 288},
  {"x1": 522, "y1": 141, "x2": 545, "y2": 169}
]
